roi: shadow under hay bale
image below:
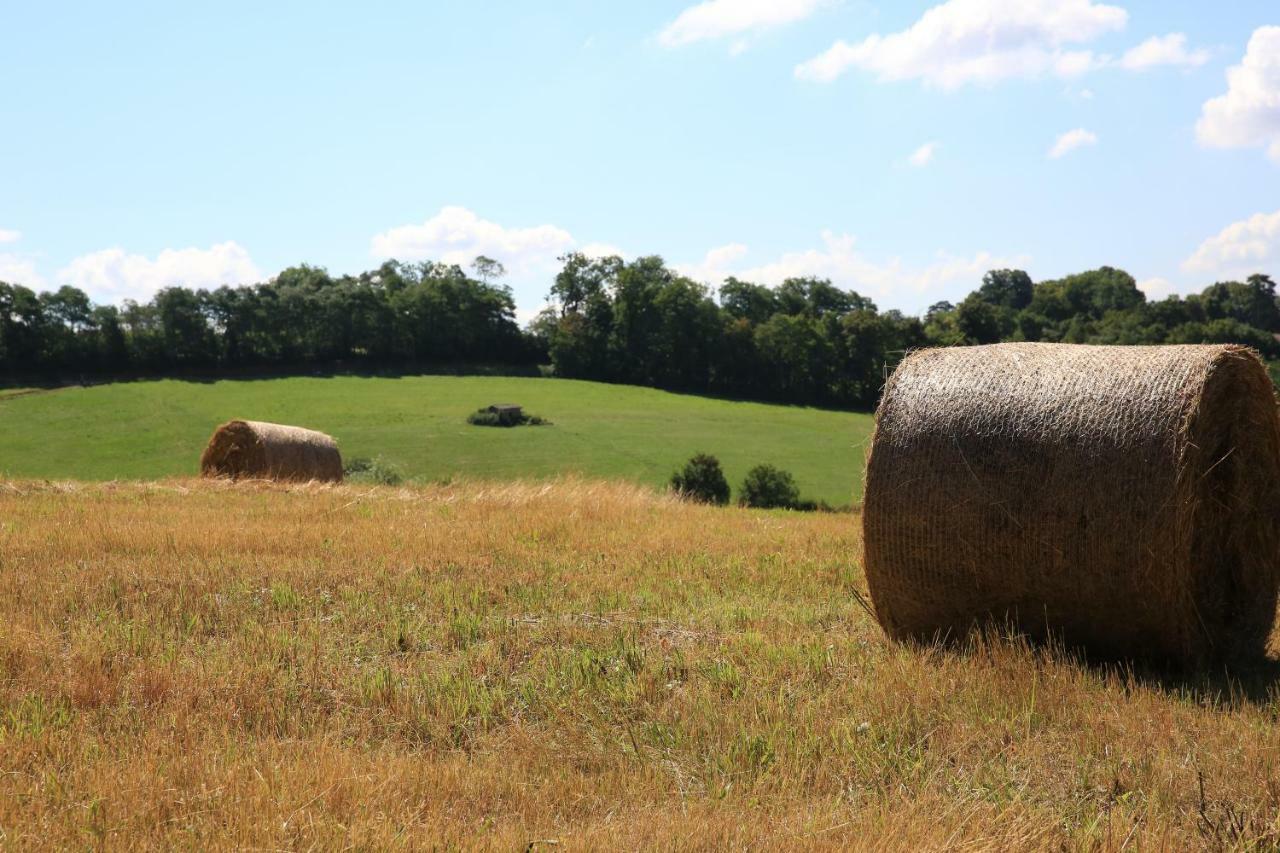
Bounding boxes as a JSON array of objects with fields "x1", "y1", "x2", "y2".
[
  {"x1": 200, "y1": 420, "x2": 343, "y2": 483},
  {"x1": 862, "y1": 343, "x2": 1280, "y2": 668}
]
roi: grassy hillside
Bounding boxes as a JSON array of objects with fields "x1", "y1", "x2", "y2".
[
  {"x1": 2, "y1": 479, "x2": 1278, "y2": 848},
  {"x1": 0, "y1": 375, "x2": 873, "y2": 504}
]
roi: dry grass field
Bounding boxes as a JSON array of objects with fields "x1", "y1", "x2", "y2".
[{"x1": 3, "y1": 479, "x2": 1280, "y2": 849}]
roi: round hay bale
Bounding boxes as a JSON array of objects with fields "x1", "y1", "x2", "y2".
[
  {"x1": 862, "y1": 343, "x2": 1280, "y2": 666},
  {"x1": 200, "y1": 420, "x2": 343, "y2": 483}
]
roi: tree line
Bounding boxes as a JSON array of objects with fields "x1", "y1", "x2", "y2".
[
  {"x1": 0, "y1": 258, "x2": 535, "y2": 378},
  {"x1": 534, "y1": 255, "x2": 1280, "y2": 407},
  {"x1": 2, "y1": 251, "x2": 1277, "y2": 409}
]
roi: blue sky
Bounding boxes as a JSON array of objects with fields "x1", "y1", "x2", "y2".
[{"x1": 3, "y1": 0, "x2": 1279, "y2": 319}]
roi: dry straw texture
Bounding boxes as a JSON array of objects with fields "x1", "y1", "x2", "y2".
[
  {"x1": 863, "y1": 343, "x2": 1280, "y2": 666},
  {"x1": 200, "y1": 419, "x2": 343, "y2": 482},
  {"x1": 8, "y1": 478, "x2": 1280, "y2": 847}
]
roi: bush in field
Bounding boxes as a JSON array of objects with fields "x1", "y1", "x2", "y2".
[
  {"x1": 790, "y1": 498, "x2": 839, "y2": 512},
  {"x1": 739, "y1": 464, "x2": 800, "y2": 509},
  {"x1": 669, "y1": 453, "x2": 730, "y2": 505},
  {"x1": 467, "y1": 408, "x2": 516, "y2": 427},
  {"x1": 343, "y1": 456, "x2": 404, "y2": 486},
  {"x1": 467, "y1": 408, "x2": 550, "y2": 427}
]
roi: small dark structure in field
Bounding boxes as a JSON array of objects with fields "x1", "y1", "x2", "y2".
[
  {"x1": 862, "y1": 343, "x2": 1280, "y2": 667},
  {"x1": 200, "y1": 420, "x2": 343, "y2": 482},
  {"x1": 467, "y1": 404, "x2": 547, "y2": 427}
]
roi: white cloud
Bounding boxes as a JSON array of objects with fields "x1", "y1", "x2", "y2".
[
  {"x1": 703, "y1": 243, "x2": 750, "y2": 268},
  {"x1": 0, "y1": 255, "x2": 44, "y2": 288},
  {"x1": 370, "y1": 207, "x2": 630, "y2": 313},
  {"x1": 1136, "y1": 277, "x2": 1176, "y2": 299},
  {"x1": 1048, "y1": 127, "x2": 1098, "y2": 158},
  {"x1": 1119, "y1": 33, "x2": 1209, "y2": 71},
  {"x1": 579, "y1": 242, "x2": 628, "y2": 260},
  {"x1": 676, "y1": 243, "x2": 749, "y2": 283},
  {"x1": 1183, "y1": 209, "x2": 1280, "y2": 277},
  {"x1": 58, "y1": 242, "x2": 262, "y2": 304},
  {"x1": 0, "y1": 228, "x2": 46, "y2": 288},
  {"x1": 677, "y1": 231, "x2": 1028, "y2": 310},
  {"x1": 1197, "y1": 26, "x2": 1280, "y2": 163},
  {"x1": 371, "y1": 206, "x2": 575, "y2": 278},
  {"x1": 1053, "y1": 50, "x2": 1101, "y2": 78},
  {"x1": 908, "y1": 141, "x2": 939, "y2": 167},
  {"x1": 660, "y1": 0, "x2": 826, "y2": 48},
  {"x1": 794, "y1": 0, "x2": 1126, "y2": 89}
]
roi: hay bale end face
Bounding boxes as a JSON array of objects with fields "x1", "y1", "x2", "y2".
[
  {"x1": 862, "y1": 343, "x2": 1280, "y2": 667},
  {"x1": 200, "y1": 420, "x2": 343, "y2": 483}
]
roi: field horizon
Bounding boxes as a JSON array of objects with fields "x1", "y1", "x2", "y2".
[{"x1": 0, "y1": 374, "x2": 873, "y2": 505}]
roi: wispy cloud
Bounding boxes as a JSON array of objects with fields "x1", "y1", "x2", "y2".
[
  {"x1": 908, "y1": 141, "x2": 939, "y2": 167},
  {"x1": 1048, "y1": 128, "x2": 1098, "y2": 159},
  {"x1": 1119, "y1": 33, "x2": 1209, "y2": 71},
  {"x1": 660, "y1": 0, "x2": 826, "y2": 50},
  {"x1": 795, "y1": 0, "x2": 1126, "y2": 88},
  {"x1": 676, "y1": 231, "x2": 1029, "y2": 310}
]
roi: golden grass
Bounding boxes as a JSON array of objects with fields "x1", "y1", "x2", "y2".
[{"x1": 1, "y1": 478, "x2": 1279, "y2": 850}]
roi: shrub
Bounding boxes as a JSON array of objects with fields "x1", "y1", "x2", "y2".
[
  {"x1": 344, "y1": 457, "x2": 372, "y2": 475},
  {"x1": 669, "y1": 453, "x2": 730, "y2": 505},
  {"x1": 343, "y1": 456, "x2": 404, "y2": 486},
  {"x1": 790, "y1": 498, "x2": 841, "y2": 513},
  {"x1": 466, "y1": 408, "x2": 550, "y2": 427},
  {"x1": 467, "y1": 409, "x2": 512, "y2": 427},
  {"x1": 739, "y1": 464, "x2": 800, "y2": 509}
]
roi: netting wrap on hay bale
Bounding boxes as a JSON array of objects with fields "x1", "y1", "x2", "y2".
[
  {"x1": 200, "y1": 420, "x2": 343, "y2": 483},
  {"x1": 862, "y1": 343, "x2": 1280, "y2": 666}
]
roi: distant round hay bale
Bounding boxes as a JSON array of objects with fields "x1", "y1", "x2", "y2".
[
  {"x1": 862, "y1": 343, "x2": 1280, "y2": 666},
  {"x1": 200, "y1": 420, "x2": 343, "y2": 483}
]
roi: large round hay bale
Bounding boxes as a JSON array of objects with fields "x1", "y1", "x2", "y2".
[
  {"x1": 862, "y1": 343, "x2": 1280, "y2": 666},
  {"x1": 200, "y1": 420, "x2": 343, "y2": 483}
]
